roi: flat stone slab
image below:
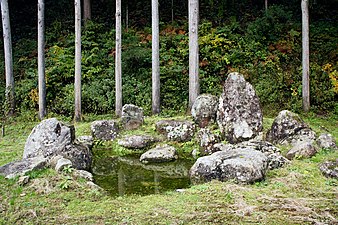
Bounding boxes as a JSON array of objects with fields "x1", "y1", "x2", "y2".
[
  {"x1": 118, "y1": 135, "x2": 159, "y2": 149},
  {"x1": 0, "y1": 156, "x2": 48, "y2": 179},
  {"x1": 140, "y1": 144, "x2": 178, "y2": 164}
]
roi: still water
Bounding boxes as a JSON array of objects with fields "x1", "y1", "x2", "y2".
[{"x1": 92, "y1": 155, "x2": 194, "y2": 196}]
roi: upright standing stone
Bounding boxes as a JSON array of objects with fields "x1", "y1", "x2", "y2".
[
  {"x1": 121, "y1": 104, "x2": 144, "y2": 130},
  {"x1": 191, "y1": 94, "x2": 218, "y2": 128},
  {"x1": 217, "y1": 72, "x2": 263, "y2": 144}
]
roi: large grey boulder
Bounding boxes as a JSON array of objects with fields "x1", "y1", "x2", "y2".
[
  {"x1": 23, "y1": 118, "x2": 74, "y2": 159},
  {"x1": 286, "y1": 141, "x2": 318, "y2": 160},
  {"x1": 118, "y1": 135, "x2": 159, "y2": 149},
  {"x1": 91, "y1": 120, "x2": 119, "y2": 141},
  {"x1": 317, "y1": 133, "x2": 337, "y2": 150},
  {"x1": 24, "y1": 118, "x2": 92, "y2": 171},
  {"x1": 190, "y1": 148, "x2": 268, "y2": 184},
  {"x1": 155, "y1": 120, "x2": 195, "y2": 142},
  {"x1": 121, "y1": 104, "x2": 144, "y2": 130},
  {"x1": 235, "y1": 140, "x2": 289, "y2": 170},
  {"x1": 191, "y1": 94, "x2": 218, "y2": 128},
  {"x1": 140, "y1": 144, "x2": 178, "y2": 164},
  {"x1": 196, "y1": 128, "x2": 221, "y2": 156},
  {"x1": 0, "y1": 156, "x2": 48, "y2": 179},
  {"x1": 319, "y1": 160, "x2": 338, "y2": 179},
  {"x1": 266, "y1": 110, "x2": 316, "y2": 146},
  {"x1": 217, "y1": 72, "x2": 263, "y2": 144}
]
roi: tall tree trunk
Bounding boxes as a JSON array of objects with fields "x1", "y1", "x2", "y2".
[
  {"x1": 38, "y1": 0, "x2": 46, "y2": 120},
  {"x1": 171, "y1": 0, "x2": 174, "y2": 23},
  {"x1": 265, "y1": 0, "x2": 268, "y2": 12},
  {"x1": 83, "y1": 0, "x2": 91, "y2": 23},
  {"x1": 115, "y1": 0, "x2": 122, "y2": 117},
  {"x1": 152, "y1": 0, "x2": 160, "y2": 115},
  {"x1": 301, "y1": 0, "x2": 310, "y2": 112},
  {"x1": 1, "y1": 0, "x2": 15, "y2": 116},
  {"x1": 188, "y1": 0, "x2": 199, "y2": 109},
  {"x1": 126, "y1": 0, "x2": 129, "y2": 31},
  {"x1": 74, "y1": 0, "x2": 82, "y2": 121}
]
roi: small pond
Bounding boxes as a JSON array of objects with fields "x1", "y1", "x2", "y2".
[{"x1": 92, "y1": 154, "x2": 195, "y2": 196}]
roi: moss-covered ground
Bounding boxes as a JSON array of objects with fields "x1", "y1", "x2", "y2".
[{"x1": 0, "y1": 114, "x2": 337, "y2": 224}]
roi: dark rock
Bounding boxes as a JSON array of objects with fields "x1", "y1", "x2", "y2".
[
  {"x1": 191, "y1": 94, "x2": 218, "y2": 128},
  {"x1": 77, "y1": 135, "x2": 94, "y2": 149},
  {"x1": 317, "y1": 133, "x2": 337, "y2": 150},
  {"x1": 91, "y1": 120, "x2": 119, "y2": 141},
  {"x1": 60, "y1": 143, "x2": 92, "y2": 171},
  {"x1": 0, "y1": 156, "x2": 48, "y2": 179},
  {"x1": 118, "y1": 135, "x2": 159, "y2": 149},
  {"x1": 190, "y1": 148, "x2": 268, "y2": 184},
  {"x1": 319, "y1": 159, "x2": 338, "y2": 179},
  {"x1": 217, "y1": 72, "x2": 263, "y2": 144},
  {"x1": 121, "y1": 104, "x2": 144, "y2": 130},
  {"x1": 140, "y1": 144, "x2": 178, "y2": 164},
  {"x1": 266, "y1": 110, "x2": 315, "y2": 146},
  {"x1": 23, "y1": 118, "x2": 74, "y2": 159},
  {"x1": 196, "y1": 128, "x2": 221, "y2": 155},
  {"x1": 286, "y1": 141, "x2": 318, "y2": 160}
]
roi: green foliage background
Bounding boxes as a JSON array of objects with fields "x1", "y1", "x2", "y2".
[{"x1": 0, "y1": 2, "x2": 337, "y2": 117}]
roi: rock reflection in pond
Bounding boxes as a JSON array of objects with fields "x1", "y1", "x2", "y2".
[{"x1": 92, "y1": 156, "x2": 194, "y2": 196}]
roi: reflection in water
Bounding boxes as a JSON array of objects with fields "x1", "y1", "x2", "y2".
[{"x1": 92, "y1": 156, "x2": 194, "y2": 196}]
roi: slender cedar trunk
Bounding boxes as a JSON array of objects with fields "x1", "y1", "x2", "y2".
[
  {"x1": 115, "y1": 0, "x2": 122, "y2": 117},
  {"x1": 74, "y1": 0, "x2": 82, "y2": 121},
  {"x1": 171, "y1": 0, "x2": 174, "y2": 23},
  {"x1": 38, "y1": 0, "x2": 46, "y2": 120},
  {"x1": 1, "y1": 0, "x2": 15, "y2": 116},
  {"x1": 126, "y1": 0, "x2": 129, "y2": 31},
  {"x1": 152, "y1": 0, "x2": 160, "y2": 115},
  {"x1": 188, "y1": 0, "x2": 199, "y2": 110},
  {"x1": 301, "y1": 0, "x2": 310, "y2": 112},
  {"x1": 83, "y1": 0, "x2": 91, "y2": 23},
  {"x1": 265, "y1": 0, "x2": 268, "y2": 12}
]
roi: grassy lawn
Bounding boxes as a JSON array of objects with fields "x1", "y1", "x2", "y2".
[{"x1": 0, "y1": 114, "x2": 337, "y2": 224}]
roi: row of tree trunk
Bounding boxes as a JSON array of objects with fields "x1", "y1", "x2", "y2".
[{"x1": 0, "y1": 0, "x2": 311, "y2": 122}]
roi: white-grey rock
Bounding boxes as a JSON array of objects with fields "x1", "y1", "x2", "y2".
[
  {"x1": 118, "y1": 135, "x2": 159, "y2": 149},
  {"x1": 121, "y1": 104, "x2": 144, "y2": 130},
  {"x1": 55, "y1": 158, "x2": 72, "y2": 173},
  {"x1": 190, "y1": 148, "x2": 268, "y2": 184},
  {"x1": 0, "y1": 156, "x2": 48, "y2": 179},
  {"x1": 18, "y1": 176, "x2": 30, "y2": 186},
  {"x1": 217, "y1": 72, "x2": 263, "y2": 144},
  {"x1": 319, "y1": 159, "x2": 338, "y2": 179},
  {"x1": 191, "y1": 94, "x2": 218, "y2": 128},
  {"x1": 140, "y1": 144, "x2": 178, "y2": 164},
  {"x1": 91, "y1": 120, "x2": 119, "y2": 141},
  {"x1": 266, "y1": 110, "x2": 316, "y2": 146},
  {"x1": 167, "y1": 123, "x2": 195, "y2": 142},
  {"x1": 317, "y1": 133, "x2": 337, "y2": 150},
  {"x1": 286, "y1": 141, "x2": 318, "y2": 160},
  {"x1": 73, "y1": 169, "x2": 93, "y2": 181},
  {"x1": 23, "y1": 118, "x2": 74, "y2": 159},
  {"x1": 197, "y1": 128, "x2": 221, "y2": 155}
]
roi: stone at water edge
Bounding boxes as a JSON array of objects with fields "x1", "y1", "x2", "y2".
[
  {"x1": 140, "y1": 144, "x2": 178, "y2": 164},
  {"x1": 118, "y1": 135, "x2": 160, "y2": 149},
  {"x1": 23, "y1": 118, "x2": 74, "y2": 159},
  {"x1": 91, "y1": 120, "x2": 119, "y2": 141},
  {"x1": 217, "y1": 72, "x2": 263, "y2": 144},
  {"x1": 196, "y1": 128, "x2": 221, "y2": 156},
  {"x1": 121, "y1": 104, "x2": 144, "y2": 130},
  {"x1": 191, "y1": 94, "x2": 218, "y2": 128},
  {"x1": 190, "y1": 148, "x2": 268, "y2": 184}
]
